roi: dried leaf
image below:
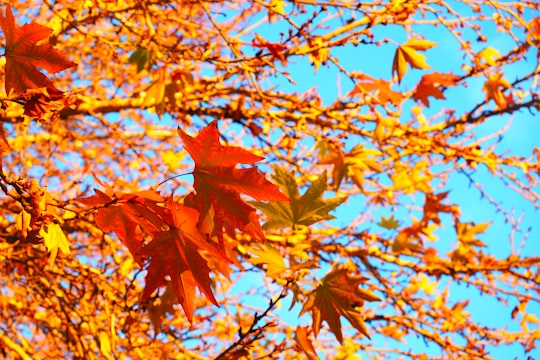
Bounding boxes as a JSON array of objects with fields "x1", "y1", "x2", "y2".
[
  {"x1": 295, "y1": 326, "x2": 319, "y2": 359},
  {"x1": 413, "y1": 72, "x2": 461, "y2": 107},
  {"x1": 483, "y1": 73, "x2": 513, "y2": 109}
]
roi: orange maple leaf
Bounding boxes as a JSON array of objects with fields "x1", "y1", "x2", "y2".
[
  {"x1": 413, "y1": 72, "x2": 461, "y2": 107},
  {"x1": 483, "y1": 73, "x2": 513, "y2": 109},
  {"x1": 178, "y1": 121, "x2": 289, "y2": 243},
  {"x1": 422, "y1": 191, "x2": 460, "y2": 225},
  {"x1": 350, "y1": 73, "x2": 403, "y2": 106},
  {"x1": 0, "y1": 6, "x2": 77, "y2": 94},
  {"x1": 252, "y1": 33, "x2": 287, "y2": 63},
  {"x1": 300, "y1": 268, "x2": 380, "y2": 343}
]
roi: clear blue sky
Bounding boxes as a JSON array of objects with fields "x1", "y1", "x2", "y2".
[{"x1": 216, "y1": 2, "x2": 540, "y2": 358}]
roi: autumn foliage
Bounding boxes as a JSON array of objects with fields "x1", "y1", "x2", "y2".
[{"x1": 0, "y1": 0, "x2": 539, "y2": 359}]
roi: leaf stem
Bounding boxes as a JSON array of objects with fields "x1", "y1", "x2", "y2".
[{"x1": 156, "y1": 172, "x2": 193, "y2": 187}]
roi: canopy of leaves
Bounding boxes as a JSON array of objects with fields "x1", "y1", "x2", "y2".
[{"x1": 0, "y1": 1, "x2": 539, "y2": 359}]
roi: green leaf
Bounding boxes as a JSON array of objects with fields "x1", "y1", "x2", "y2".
[
  {"x1": 252, "y1": 168, "x2": 346, "y2": 230},
  {"x1": 129, "y1": 46, "x2": 152, "y2": 73}
]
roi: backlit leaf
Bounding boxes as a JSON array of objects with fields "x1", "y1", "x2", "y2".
[
  {"x1": 252, "y1": 168, "x2": 345, "y2": 230},
  {"x1": 300, "y1": 268, "x2": 380, "y2": 343},
  {"x1": 0, "y1": 5, "x2": 77, "y2": 94},
  {"x1": 392, "y1": 38, "x2": 437, "y2": 83},
  {"x1": 40, "y1": 222, "x2": 70, "y2": 268},
  {"x1": 178, "y1": 121, "x2": 289, "y2": 242}
]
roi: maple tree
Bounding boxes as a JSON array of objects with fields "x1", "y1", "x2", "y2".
[{"x1": 0, "y1": 0, "x2": 539, "y2": 359}]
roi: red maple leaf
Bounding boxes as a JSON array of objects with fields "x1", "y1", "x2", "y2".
[
  {"x1": 0, "y1": 6, "x2": 77, "y2": 94},
  {"x1": 252, "y1": 34, "x2": 287, "y2": 63},
  {"x1": 78, "y1": 187, "x2": 169, "y2": 264},
  {"x1": 80, "y1": 182, "x2": 229, "y2": 320},
  {"x1": 178, "y1": 121, "x2": 289, "y2": 243},
  {"x1": 139, "y1": 199, "x2": 229, "y2": 321},
  {"x1": 413, "y1": 72, "x2": 460, "y2": 107}
]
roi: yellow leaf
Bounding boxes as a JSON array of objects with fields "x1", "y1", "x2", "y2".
[
  {"x1": 401, "y1": 46, "x2": 431, "y2": 70},
  {"x1": 392, "y1": 38, "x2": 437, "y2": 83},
  {"x1": 40, "y1": 222, "x2": 70, "y2": 268},
  {"x1": 392, "y1": 48, "x2": 408, "y2": 83},
  {"x1": 404, "y1": 38, "x2": 438, "y2": 51},
  {"x1": 98, "y1": 331, "x2": 114, "y2": 360},
  {"x1": 374, "y1": 116, "x2": 398, "y2": 145},
  {"x1": 308, "y1": 37, "x2": 330, "y2": 73},
  {"x1": 478, "y1": 47, "x2": 500, "y2": 66},
  {"x1": 246, "y1": 244, "x2": 287, "y2": 278}
]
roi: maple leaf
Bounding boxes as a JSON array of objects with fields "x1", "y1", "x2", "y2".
[
  {"x1": 413, "y1": 72, "x2": 461, "y2": 107},
  {"x1": 393, "y1": 230, "x2": 421, "y2": 253},
  {"x1": 78, "y1": 187, "x2": 169, "y2": 264},
  {"x1": 252, "y1": 167, "x2": 346, "y2": 230},
  {"x1": 245, "y1": 243, "x2": 287, "y2": 278},
  {"x1": 139, "y1": 199, "x2": 228, "y2": 321},
  {"x1": 0, "y1": 6, "x2": 77, "y2": 94},
  {"x1": 350, "y1": 73, "x2": 403, "y2": 105},
  {"x1": 449, "y1": 220, "x2": 490, "y2": 263},
  {"x1": 252, "y1": 33, "x2": 287, "y2": 63},
  {"x1": 455, "y1": 220, "x2": 490, "y2": 246},
  {"x1": 374, "y1": 115, "x2": 398, "y2": 146},
  {"x1": 295, "y1": 326, "x2": 319, "y2": 360},
  {"x1": 147, "y1": 282, "x2": 178, "y2": 334},
  {"x1": 377, "y1": 215, "x2": 399, "y2": 230},
  {"x1": 300, "y1": 268, "x2": 380, "y2": 343},
  {"x1": 392, "y1": 38, "x2": 437, "y2": 83},
  {"x1": 318, "y1": 141, "x2": 383, "y2": 191},
  {"x1": 308, "y1": 37, "x2": 330, "y2": 73},
  {"x1": 178, "y1": 121, "x2": 289, "y2": 242},
  {"x1": 422, "y1": 191, "x2": 460, "y2": 225},
  {"x1": 483, "y1": 73, "x2": 513, "y2": 109},
  {"x1": 392, "y1": 221, "x2": 429, "y2": 253},
  {"x1": 477, "y1": 47, "x2": 500, "y2": 66},
  {"x1": 317, "y1": 141, "x2": 346, "y2": 189}
]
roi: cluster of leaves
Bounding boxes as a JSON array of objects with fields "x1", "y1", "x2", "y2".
[{"x1": 0, "y1": 1, "x2": 539, "y2": 359}]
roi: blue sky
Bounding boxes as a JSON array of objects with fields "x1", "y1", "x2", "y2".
[{"x1": 213, "y1": 2, "x2": 540, "y2": 358}]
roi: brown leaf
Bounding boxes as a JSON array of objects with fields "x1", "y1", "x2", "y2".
[{"x1": 300, "y1": 268, "x2": 380, "y2": 343}]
